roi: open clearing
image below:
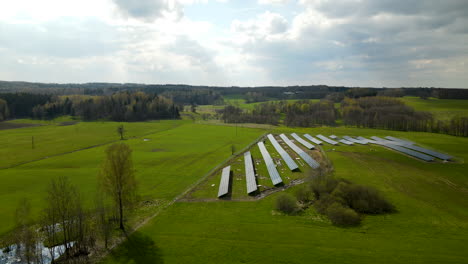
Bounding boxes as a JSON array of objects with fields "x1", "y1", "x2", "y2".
[{"x1": 1, "y1": 120, "x2": 468, "y2": 263}]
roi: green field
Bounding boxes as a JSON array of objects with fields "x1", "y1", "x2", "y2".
[
  {"x1": 0, "y1": 120, "x2": 264, "y2": 236},
  {"x1": 103, "y1": 126, "x2": 468, "y2": 264},
  {"x1": 1, "y1": 119, "x2": 468, "y2": 263},
  {"x1": 400, "y1": 97, "x2": 468, "y2": 120}
]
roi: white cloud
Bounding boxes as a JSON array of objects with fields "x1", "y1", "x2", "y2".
[{"x1": 258, "y1": 0, "x2": 290, "y2": 5}]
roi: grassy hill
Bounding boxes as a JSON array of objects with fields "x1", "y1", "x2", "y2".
[
  {"x1": 1, "y1": 118, "x2": 467, "y2": 263},
  {"x1": 401, "y1": 97, "x2": 468, "y2": 120},
  {"x1": 103, "y1": 126, "x2": 468, "y2": 264}
]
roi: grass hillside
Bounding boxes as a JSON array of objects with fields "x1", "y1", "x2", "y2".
[
  {"x1": 104, "y1": 126, "x2": 468, "y2": 264},
  {"x1": 0, "y1": 121, "x2": 264, "y2": 236},
  {"x1": 400, "y1": 97, "x2": 468, "y2": 120}
]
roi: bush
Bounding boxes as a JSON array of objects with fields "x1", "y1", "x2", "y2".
[
  {"x1": 275, "y1": 193, "x2": 298, "y2": 214},
  {"x1": 326, "y1": 203, "x2": 361, "y2": 226},
  {"x1": 340, "y1": 184, "x2": 395, "y2": 214},
  {"x1": 309, "y1": 176, "x2": 341, "y2": 200},
  {"x1": 295, "y1": 186, "x2": 313, "y2": 203}
]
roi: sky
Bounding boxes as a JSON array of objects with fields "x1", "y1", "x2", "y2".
[{"x1": 0, "y1": 0, "x2": 467, "y2": 88}]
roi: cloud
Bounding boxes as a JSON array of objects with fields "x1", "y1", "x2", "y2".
[
  {"x1": 258, "y1": 0, "x2": 290, "y2": 5},
  {"x1": 111, "y1": 0, "x2": 184, "y2": 22}
]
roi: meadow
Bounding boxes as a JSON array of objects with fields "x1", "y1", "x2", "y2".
[
  {"x1": 401, "y1": 97, "x2": 468, "y2": 120},
  {"x1": 1, "y1": 117, "x2": 468, "y2": 264},
  {"x1": 103, "y1": 126, "x2": 468, "y2": 264},
  {"x1": 0, "y1": 120, "x2": 264, "y2": 236}
]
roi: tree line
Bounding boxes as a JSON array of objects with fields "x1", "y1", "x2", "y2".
[
  {"x1": 1, "y1": 142, "x2": 137, "y2": 264},
  {"x1": 30, "y1": 92, "x2": 180, "y2": 121},
  {"x1": 220, "y1": 100, "x2": 336, "y2": 127}
]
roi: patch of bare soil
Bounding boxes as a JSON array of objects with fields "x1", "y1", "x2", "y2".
[{"x1": 0, "y1": 122, "x2": 41, "y2": 130}]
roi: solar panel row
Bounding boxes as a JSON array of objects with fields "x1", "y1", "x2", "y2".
[
  {"x1": 267, "y1": 134, "x2": 299, "y2": 171},
  {"x1": 217, "y1": 166, "x2": 231, "y2": 197},
  {"x1": 343, "y1": 136, "x2": 367, "y2": 145},
  {"x1": 304, "y1": 134, "x2": 323, "y2": 145},
  {"x1": 329, "y1": 135, "x2": 338, "y2": 139},
  {"x1": 385, "y1": 136, "x2": 415, "y2": 145},
  {"x1": 374, "y1": 141, "x2": 435, "y2": 162},
  {"x1": 370, "y1": 136, "x2": 451, "y2": 160},
  {"x1": 291, "y1": 133, "x2": 315, "y2": 149},
  {"x1": 316, "y1": 134, "x2": 339, "y2": 145},
  {"x1": 279, "y1": 134, "x2": 320, "y2": 169},
  {"x1": 244, "y1": 151, "x2": 258, "y2": 194},
  {"x1": 258, "y1": 141, "x2": 283, "y2": 185},
  {"x1": 339, "y1": 139, "x2": 354, "y2": 145},
  {"x1": 357, "y1": 136, "x2": 378, "y2": 144}
]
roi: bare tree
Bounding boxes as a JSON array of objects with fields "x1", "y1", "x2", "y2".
[
  {"x1": 99, "y1": 143, "x2": 137, "y2": 231},
  {"x1": 15, "y1": 198, "x2": 39, "y2": 264},
  {"x1": 45, "y1": 176, "x2": 79, "y2": 258},
  {"x1": 117, "y1": 125, "x2": 125, "y2": 140},
  {"x1": 95, "y1": 193, "x2": 112, "y2": 249}
]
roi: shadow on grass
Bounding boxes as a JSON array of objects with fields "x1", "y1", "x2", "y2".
[{"x1": 111, "y1": 231, "x2": 164, "y2": 264}]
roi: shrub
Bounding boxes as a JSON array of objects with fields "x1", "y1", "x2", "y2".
[
  {"x1": 295, "y1": 186, "x2": 313, "y2": 203},
  {"x1": 275, "y1": 193, "x2": 298, "y2": 214},
  {"x1": 326, "y1": 203, "x2": 361, "y2": 226},
  {"x1": 340, "y1": 184, "x2": 395, "y2": 214},
  {"x1": 309, "y1": 176, "x2": 341, "y2": 200}
]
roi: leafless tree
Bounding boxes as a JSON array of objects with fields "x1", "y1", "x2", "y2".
[{"x1": 99, "y1": 143, "x2": 137, "y2": 231}]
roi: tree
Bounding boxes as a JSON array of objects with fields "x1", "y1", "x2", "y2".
[
  {"x1": 44, "y1": 176, "x2": 84, "y2": 259},
  {"x1": 99, "y1": 143, "x2": 137, "y2": 231},
  {"x1": 15, "y1": 198, "x2": 40, "y2": 264},
  {"x1": 95, "y1": 193, "x2": 112, "y2": 249},
  {"x1": 117, "y1": 125, "x2": 125, "y2": 140}
]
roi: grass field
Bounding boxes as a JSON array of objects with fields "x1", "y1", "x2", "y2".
[
  {"x1": 103, "y1": 126, "x2": 468, "y2": 264},
  {"x1": 400, "y1": 97, "x2": 468, "y2": 120},
  {"x1": 0, "y1": 121, "x2": 264, "y2": 236},
  {"x1": 1, "y1": 119, "x2": 468, "y2": 263}
]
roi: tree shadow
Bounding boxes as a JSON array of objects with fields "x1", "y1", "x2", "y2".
[{"x1": 114, "y1": 231, "x2": 164, "y2": 264}]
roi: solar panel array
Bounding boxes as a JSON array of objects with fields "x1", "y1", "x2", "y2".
[
  {"x1": 291, "y1": 133, "x2": 315, "y2": 149},
  {"x1": 339, "y1": 139, "x2": 354, "y2": 145},
  {"x1": 267, "y1": 134, "x2": 299, "y2": 171},
  {"x1": 258, "y1": 142, "x2": 283, "y2": 185},
  {"x1": 279, "y1": 134, "x2": 320, "y2": 169},
  {"x1": 357, "y1": 136, "x2": 378, "y2": 144},
  {"x1": 374, "y1": 141, "x2": 434, "y2": 162},
  {"x1": 316, "y1": 134, "x2": 338, "y2": 145},
  {"x1": 369, "y1": 136, "x2": 451, "y2": 160},
  {"x1": 217, "y1": 166, "x2": 231, "y2": 197},
  {"x1": 385, "y1": 136, "x2": 415, "y2": 145},
  {"x1": 304, "y1": 134, "x2": 322, "y2": 145},
  {"x1": 343, "y1": 136, "x2": 367, "y2": 145},
  {"x1": 329, "y1": 135, "x2": 338, "y2": 139},
  {"x1": 244, "y1": 151, "x2": 258, "y2": 194}
]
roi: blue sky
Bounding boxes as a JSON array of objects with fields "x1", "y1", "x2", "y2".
[{"x1": 0, "y1": 0, "x2": 467, "y2": 87}]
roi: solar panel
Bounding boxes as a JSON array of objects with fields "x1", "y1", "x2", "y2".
[
  {"x1": 357, "y1": 136, "x2": 378, "y2": 144},
  {"x1": 258, "y1": 142, "x2": 283, "y2": 185},
  {"x1": 267, "y1": 134, "x2": 299, "y2": 171},
  {"x1": 291, "y1": 133, "x2": 315, "y2": 149},
  {"x1": 339, "y1": 139, "x2": 354, "y2": 145},
  {"x1": 279, "y1": 134, "x2": 320, "y2": 169},
  {"x1": 304, "y1": 134, "x2": 322, "y2": 145},
  {"x1": 385, "y1": 136, "x2": 415, "y2": 145},
  {"x1": 343, "y1": 136, "x2": 367, "y2": 145},
  {"x1": 316, "y1": 134, "x2": 338, "y2": 145},
  {"x1": 244, "y1": 151, "x2": 258, "y2": 194},
  {"x1": 217, "y1": 166, "x2": 231, "y2": 197},
  {"x1": 329, "y1": 135, "x2": 338, "y2": 139},
  {"x1": 375, "y1": 141, "x2": 434, "y2": 162},
  {"x1": 370, "y1": 136, "x2": 451, "y2": 160}
]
